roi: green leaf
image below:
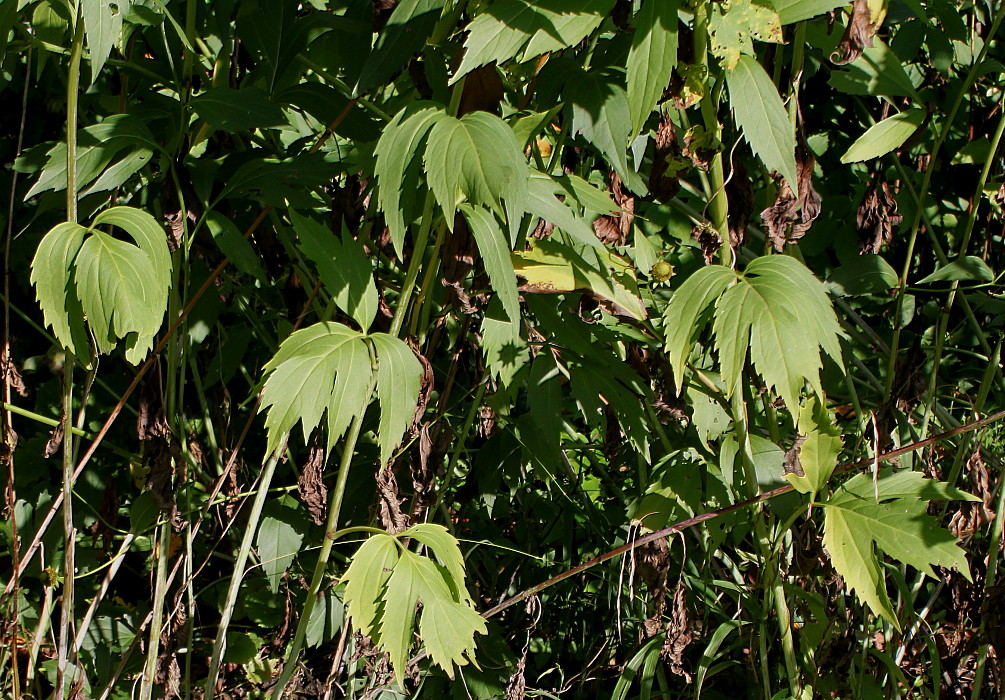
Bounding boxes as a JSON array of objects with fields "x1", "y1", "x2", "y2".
[
  {"x1": 454, "y1": 0, "x2": 614, "y2": 81},
  {"x1": 458, "y1": 204, "x2": 520, "y2": 323},
  {"x1": 30, "y1": 222, "x2": 90, "y2": 361},
  {"x1": 342, "y1": 534, "x2": 400, "y2": 640},
  {"x1": 826, "y1": 255, "x2": 899, "y2": 296},
  {"x1": 81, "y1": 0, "x2": 124, "y2": 85},
  {"x1": 305, "y1": 591, "x2": 344, "y2": 649},
  {"x1": 381, "y1": 549, "x2": 426, "y2": 684},
  {"x1": 771, "y1": 0, "x2": 848, "y2": 24},
  {"x1": 356, "y1": 0, "x2": 446, "y2": 94},
  {"x1": 512, "y1": 239, "x2": 647, "y2": 321},
  {"x1": 259, "y1": 322, "x2": 374, "y2": 455},
  {"x1": 784, "y1": 398, "x2": 842, "y2": 496},
  {"x1": 402, "y1": 523, "x2": 472, "y2": 603},
  {"x1": 374, "y1": 103, "x2": 445, "y2": 255},
  {"x1": 822, "y1": 469, "x2": 977, "y2": 629},
  {"x1": 727, "y1": 55, "x2": 798, "y2": 190},
  {"x1": 191, "y1": 87, "x2": 289, "y2": 133},
  {"x1": 480, "y1": 298, "x2": 529, "y2": 386},
  {"x1": 0, "y1": 0, "x2": 20, "y2": 63},
  {"x1": 627, "y1": 0, "x2": 679, "y2": 136},
  {"x1": 419, "y1": 594, "x2": 487, "y2": 678},
  {"x1": 663, "y1": 265, "x2": 738, "y2": 392},
  {"x1": 257, "y1": 504, "x2": 306, "y2": 593},
  {"x1": 423, "y1": 111, "x2": 528, "y2": 224},
  {"x1": 709, "y1": 0, "x2": 782, "y2": 70},
  {"x1": 291, "y1": 210, "x2": 378, "y2": 331},
  {"x1": 711, "y1": 256, "x2": 843, "y2": 416},
  {"x1": 526, "y1": 172, "x2": 607, "y2": 250},
  {"x1": 73, "y1": 228, "x2": 166, "y2": 364},
  {"x1": 828, "y1": 37, "x2": 920, "y2": 100},
  {"x1": 369, "y1": 333, "x2": 424, "y2": 465},
  {"x1": 205, "y1": 212, "x2": 268, "y2": 282},
  {"x1": 841, "y1": 109, "x2": 926, "y2": 164},
  {"x1": 916, "y1": 256, "x2": 995, "y2": 284},
  {"x1": 92, "y1": 206, "x2": 172, "y2": 307}
]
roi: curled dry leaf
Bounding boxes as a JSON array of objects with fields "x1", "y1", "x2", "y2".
[
  {"x1": 760, "y1": 142, "x2": 822, "y2": 251},
  {"x1": 831, "y1": 0, "x2": 881, "y2": 66},
  {"x1": 138, "y1": 382, "x2": 185, "y2": 531},
  {"x1": 783, "y1": 435, "x2": 809, "y2": 478},
  {"x1": 725, "y1": 157, "x2": 754, "y2": 249},
  {"x1": 857, "y1": 179, "x2": 903, "y2": 254},
  {"x1": 662, "y1": 580, "x2": 696, "y2": 682},
  {"x1": 948, "y1": 448, "x2": 996, "y2": 539},
  {"x1": 683, "y1": 125, "x2": 721, "y2": 171},
  {"x1": 376, "y1": 464, "x2": 409, "y2": 533},
  {"x1": 441, "y1": 213, "x2": 479, "y2": 315},
  {"x1": 648, "y1": 114, "x2": 686, "y2": 200},
  {"x1": 44, "y1": 407, "x2": 65, "y2": 459},
  {"x1": 299, "y1": 431, "x2": 328, "y2": 527},
  {"x1": 691, "y1": 224, "x2": 722, "y2": 264},
  {"x1": 412, "y1": 423, "x2": 451, "y2": 511}
]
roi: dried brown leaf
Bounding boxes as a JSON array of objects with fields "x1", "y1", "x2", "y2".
[
  {"x1": 376, "y1": 465, "x2": 408, "y2": 533},
  {"x1": 760, "y1": 142, "x2": 821, "y2": 251},
  {"x1": 831, "y1": 0, "x2": 879, "y2": 65},
  {"x1": 857, "y1": 180, "x2": 903, "y2": 254},
  {"x1": 299, "y1": 432, "x2": 328, "y2": 527}
]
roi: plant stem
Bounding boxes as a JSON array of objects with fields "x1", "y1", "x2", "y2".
[
  {"x1": 271, "y1": 369, "x2": 379, "y2": 698},
  {"x1": 204, "y1": 434, "x2": 290, "y2": 697},
  {"x1": 56, "y1": 12, "x2": 85, "y2": 700}
]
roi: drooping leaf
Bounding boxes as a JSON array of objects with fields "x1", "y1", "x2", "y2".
[
  {"x1": 30, "y1": 222, "x2": 90, "y2": 361},
  {"x1": 291, "y1": 210, "x2": 377, "y2": 331},
  {"x1": 373, "y1": 103, "x2": 445, "y2": 255},
  {"x1": 259, "y1": 322, "x2": 373, "y2": 456},
  {"x1": 512, "y1": 239, "x2": 647, "y2": 321},
  {"x1": 91, "y1": 206, "x2": 172, "y2": 305},
  {"x1": 454, "y1": 0, "x2": 614, "y2": 81},
  {"x1": 81, "y1": 0, "x2": 125, "y2": 85},
  {"x1": 822, "y1": 469, "x2": 978, "y2": 629},
  {"x1": 480, "y1": 298, "x2": 529, "y2": 386},
  {"x1": 73, "y1": 228, "x2": 166, "y2": 364},
  {"x1": 841, "y1": 109, "x2": 926, "y2": 164},
  {"x1": 727, "y1": 55, "x2": 798, "y2": 190},
  {"x1": 257, "y1": 503, "x2": 306, "y2": 593},
  {"x1": 663, "y1": 264, "x2": 738, "y2": 392},
  {"x1": 627, "y1": 0, "x2": 679, "y2": 136},
  {"x1": 526, "y1": 353, "x2": 564, "y2": 466},
  {"x1": 828, "y1": 36, "x2": 921, "y2": 99},
  {"x1": 342, "y1": 533, "x2": 400, "y2": 641},
  {"x1": 191, "y1": 87, "x2": 288, "y2": 133},
  {"x1": 711, "y1": 255, "x2": 844, "y2": 416},
  {"x1": 402, "y1": 523, "x2": 473, "y2": 604},
  {"x1": 458, "y1": 204, "x2": 520, "y2": 323},
  {"x1": 369, "y1": 333, "x2": 423, "y2": 465},
  {"x1": 304, "y1": 591, "x2": 344, "y2": 649},
  {"x1": 423, "y1": 111, "x2": 528, "y2": 224},
  {"x1": 526, "y1": 173, "x2": 605, "y2": 250},
  {"x1": 205, "y1": 212, "x2": 268, "y2": 282},
  {"x1": 826, "y1": 254, "x2": 898, "y2": 296},
  {"x1": 419, "y1": 594, "x2": 488, "y2": 677},
  {"x1": 708, "y1": 0, "x2": 782, "y2": 70},
  {"x1": 356, "y1": 0, "x2": 446, "y2": 94},
  {"x1": 219, "y1": 153, "x2": 343, "y2": 209},
  {"x1": 916, "y1": 256, "x2": 995, "y2": 284}
]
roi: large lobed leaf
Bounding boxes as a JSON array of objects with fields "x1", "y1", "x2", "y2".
[
  {"x1": 822, "y1": 470, "x2": 978, "y2": 630},
  {"x1": 454, "y1": 0, "x2": 614, "y2": 80}
]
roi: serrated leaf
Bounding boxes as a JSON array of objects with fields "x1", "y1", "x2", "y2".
[
  {"x1": 627, "y1": 0, "x2": 679, "y2": 136},
  {"x1": 81, "y1": 0, "x2": 125, "y2": 85},
  {"x1": 481, "y1": 298, "x2": 529, "y2": 386},
  {"x1": 356, "y1": 0, "x2": 446, "y2": 94},
  {"x1": 916, "y1": 256, "x2": 995, "y2": 284},
  {"x1": 709, "y1": 0, "x2": 782, "y2": 70},
  {"x1": 191, "y1": 87, "x2": 288, "y2": 133},
  {"x1": 30, "y1": 223, "x2": 90, "y2": 361},
  {"x1": 381, "y1": 550, "x2": 426, "y2": 685},
  {"x1": 727, "y1": 55, "x2": 798, "y2": 190},
  {"x1": 369, "y1": 333, "x2": 423, "y2": 465},
  {"x1": 458, "y1": 204, "x2": 520, "y2": 323},
  {"x1": 784, "y1": 398, "x2": 842, "y2": 495},
  {"x1": 419, "y1": 595, "x2": 487, "y2": 678},
  {"x1": 259, "y1": 322, "x2": 374, "y2": 456},
  {"x1": 291, "y1": 210, "x2": 377, "y2": 331},
  {"x1": 92, "y1": 206, "x2": 172, "y2": 306},
  {"x1": 402, "y1": 523, "x2": 471, "y2": 603},
  {"x1": 305, "y1": 591, "x2": 344, "y2": 649},
  {"x1": 526, "y1": 172, "x2": 606, "y2": 250},
  {"x1": 711, "y1": 256, "x2": 843, "y2": 415},
  {"x1": 424, "y1": 111, "x2": 528, "y2": 224},
  {"x1": 841, "y1": 109, "x2": 926, "y2": 164},
  {"x1": 454, "y1": 0, "x2": 614, "y2": 81},
  {"x1": 822, "y1": 469, "x2": 976, "y2": 629},
  {"x1": 257, "y1": 504, "x2": 306, "y2": 593},
  {"x1": 772, "y1": 0, "x2": 848, "y2": 23},
  {"x1": 74, "y1": 231, "x2": 163, "y2": 362},
  {"x1": 342, "y1": 534, "x2": 400, "y2": 640},
  {"x1": 663, "y1": 265, "x2": 738, "y2": 392},
  {"x1": 374, "y1": 103, "x2": 445, "y2": 256}
]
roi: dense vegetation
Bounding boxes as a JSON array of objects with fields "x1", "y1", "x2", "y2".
[{"x1": 2, "y1": 0, "x2": 1004, "y2": 697}]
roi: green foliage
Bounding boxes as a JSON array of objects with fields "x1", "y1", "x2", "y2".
[
  {"x1": 821, "y1": 470, "x2": 979, "y2": 629},
  {"x1": 341, "y1": 524, "x2": 486, "y2": 683}
]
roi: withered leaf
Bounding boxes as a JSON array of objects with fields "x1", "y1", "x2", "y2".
[
  {"x1": 760, "y1": 142, "x2": 821, "y2": 251},
  {"x1": 692, "y1": 224, "x2": 722, "y2": 264},
  {"x1": 648, "y1": 114, "x2": 685, "y2": 200},
  {"x1": 299, "y1": 432, "x2": 328, "y2": 526},
  {"x1": 857, "y1": 180, "x2": 903, "y2": 254},
  {"x1": 831, "y1": 0, "x2": 880, "y2": 66},
  {"x1": 376, "y1": 464, "x2": 408, "y2": 533},
  {"x1": 783, "y1": 435, "x2": 809, "y2": 477}
]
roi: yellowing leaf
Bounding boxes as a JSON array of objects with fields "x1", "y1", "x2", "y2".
[
  {"x1": 822, "y1": 470, "x2": 978, "y2": 630},
  {"x1": 709, "y1": 0, "x2": 782, "y2": 70}
]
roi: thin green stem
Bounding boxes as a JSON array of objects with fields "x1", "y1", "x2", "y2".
[
  {"x1": 693, "y1": 0, "x2": 729, "y2": 255},
  {"x1": 204, "y1": 435, "x2": 290, "y2": 697}
]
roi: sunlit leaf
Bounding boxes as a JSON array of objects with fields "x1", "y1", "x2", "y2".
[
  {"x1": 458, "y1": 203, "x2": 520, "y2": 323},
  {"x1": 841, "y1": 109, "x2": 926, "y2": 164},
  {"x1": 369, "y1": 333, "x2": 423, "y2": 465},
  {"x1": 627, "y1": 0, "x2": 678, "y2": 136}
]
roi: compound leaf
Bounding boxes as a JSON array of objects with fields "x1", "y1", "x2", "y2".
[{"x1": 342, "y1": 534, "x2": 400, "y2": 642}]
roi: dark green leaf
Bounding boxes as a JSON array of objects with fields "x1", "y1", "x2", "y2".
[
  {"x1": 627, "y1": 0, "x2": 678, "y2": 136},
  {"x1": 356, "y1": 0, "x2": 446, "y2": 94},
  {"x1": 191, "y1": 87, "x2": 289, "y2": 133}
]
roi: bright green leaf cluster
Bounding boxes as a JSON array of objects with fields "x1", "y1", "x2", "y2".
[
  {"x1": 342, "y1": 524, "x2": 487, "y2": 684},
  {"x1": 664, "y1": 255, "x2": 844, "y2": 422},
  {"x1": 822, "y1": 470, "x2": 979, "y2": 630},
  {"x1": 259, "y1": 322, "x2": 422, "y2": 464},
  {"x1": 31, "y1": 206, "x2": 172, "y2": 365}
]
